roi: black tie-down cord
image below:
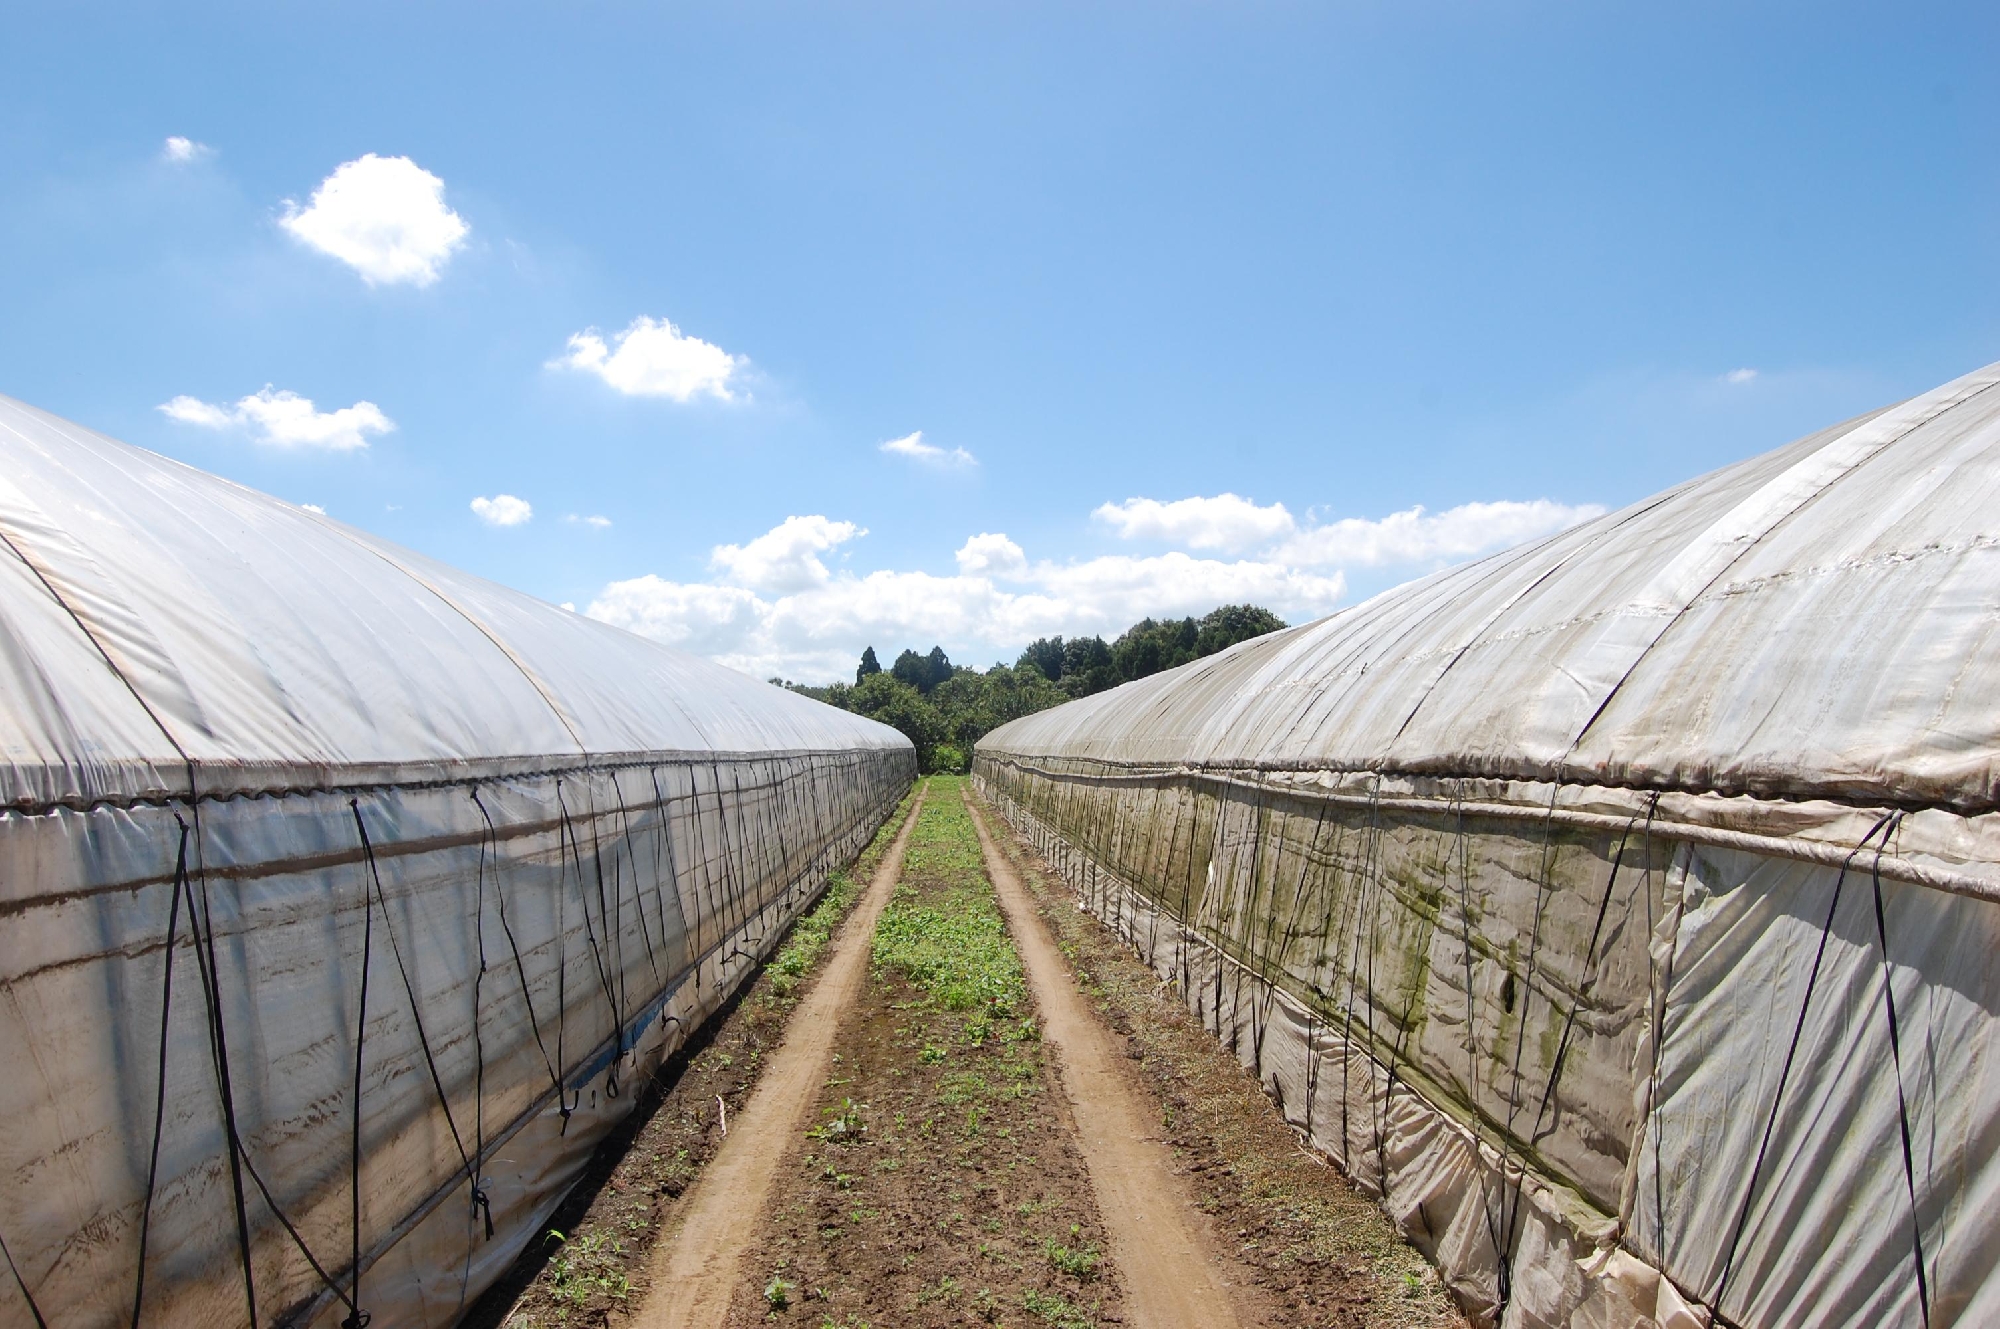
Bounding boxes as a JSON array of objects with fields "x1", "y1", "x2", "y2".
[
  {"x1": 557, "y1": 781, "x2": 626, "y2": 1101},
  {"x1": 2, "y1": 1227, "x2": 48, "y2": 1328},
  {"x1": 125, "y1": 813, "x2": 373, "y2": 1329},
  {"x1": 1710, "y1": 811, "x2": 1903, "y2": 1321},
  {"x1": 1869, "y1": 819, "x2": 1932, "y2": 1326},
  {"x1": 350, "y1": 802, "x2": 493, "y2": 1243}
]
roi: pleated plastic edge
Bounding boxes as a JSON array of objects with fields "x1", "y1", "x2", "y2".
[{"x1": 978, "y1": 777, "x2": 1716, "y2": 1329}]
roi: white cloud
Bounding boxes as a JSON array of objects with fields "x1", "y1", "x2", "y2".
[
  {"x1": 880, "y1": 431, "x2": 976, "y2": 467},
  {"x1": 1093, "y1": 493, "x2": 1296, "y2": 552},
  {"x1": 159, "y1": 395, "x2": 234, "y2": 428},
  {"x1": 587, "y1": 577, "x2": 769, "y2": 658},
  {"x1": 300, "y1": 503, "x2": 326, "y2": 514},
  {"x1": 710, "y1": 515, "x2": 864, "y2": 593},
  {"x1": 554, "y1": 316, "x2": 742, "y2": 401},
  {"x1": 582, "y1": 491, "x2": 1603, "y2": 681},
  {"x1": 586, "y1": 513, "x2": 1345, "y2": 681},
  {"x1": 471, "y1": 494, "x2": 533, "y2": 527},
  {"x1": 955, "y1": 533, "x2": 1028, "y2": 579},
  {"x1": 281, "y1": 154, "x2": 469, "y2": 287},
  {"x1": 1275, "y1": 499, "x2": 1604, "y2": 568},
  {"x1": 158, "y1": 387, "x2": 393, "y2": 451},
  {"x1": 1090, "y1": 490, "x2": 1597, "y2": 568},
  {"x1": 566, "y1": 514, "x2": 613, "y2": 529},
  {"x1": 162, "y1": 136, "x2": 213, "y2": 163},
  {"x1": 1724, "y1": 367, "x2": 1758, "y2": 384}
]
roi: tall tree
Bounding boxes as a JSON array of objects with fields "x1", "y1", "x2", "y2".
[
  {"x1": 856, "y1": 645, "x2": 882, "y2": 683},
  {"x1": 1195, "y1": 604, "x2": 1288, "y2": 656},
  {"x1": 1016, "y1": 636, "x2": 1065, "y2": 681}
]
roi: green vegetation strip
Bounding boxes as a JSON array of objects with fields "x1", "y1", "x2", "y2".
[
  {"x1": 870, "y1": 777, "x2": 1026, "y2": 1041},
  {"x1": 768, "y1": 783, "x2": 920, "y2": 998}
]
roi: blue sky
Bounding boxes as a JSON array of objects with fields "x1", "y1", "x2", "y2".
[{"x1": 4, "y1": 1, "x2": 1994, "y2": 681}]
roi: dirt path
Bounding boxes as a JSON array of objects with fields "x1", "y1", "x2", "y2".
[
  {"x1": 632, "y1": 786, "x2": 926, "y2": 1329},
  {"x1": 966, "y1": 792, "x2": 1256, "y2": 1329}
]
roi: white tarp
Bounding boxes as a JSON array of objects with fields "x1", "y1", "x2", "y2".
[
  {"x1": 0, "y1": 394, "x2": 915, "y2": 1327},
  {"x1": 976, "y1": 360, "x2": 2000, "y2": 1328}
]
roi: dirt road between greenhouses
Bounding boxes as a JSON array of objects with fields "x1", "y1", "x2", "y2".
[
  {"x1": 966, "y1": 792, "x2": 1260, "y2": 1329},
  {"x1": 632, "y1": 786, "x2": 927, "y2": 1329}
]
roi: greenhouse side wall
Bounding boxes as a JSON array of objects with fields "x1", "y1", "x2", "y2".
[
  {"x1": 973, "y1": 754, "x2": 1997, "y2": 1329},
  {"x1": 0, "y1": 746, "x2": 916, "y2": 1329}
]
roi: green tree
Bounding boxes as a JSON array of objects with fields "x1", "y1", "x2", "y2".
[
  {"x1": 891, "y1": 644, "x2": 953, "y2": 694},
  {"x1": 847, "y1": 672, "x2": 946, "y2": 767},
  {"x1": 785, "y1": 604, "x2": 1288, "y2": 766},
  {"x1": 1059, "y1": 635, "x2": 1115, "y2": 697},
  {"x1": 1016, "y1": 636, "x2": 1065, "y2": 681},
  {"x1": 1195, "y1": 604, "x2": 1287, "y2": 656}
]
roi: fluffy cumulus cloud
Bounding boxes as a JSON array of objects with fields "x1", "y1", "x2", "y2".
[
  {"x1": 281, "y1": 154, "x2": 470, "y2": 287},
  {"x1": 1273, "y1": 499, "x2": 1605, "y2": 567},
  {"x1": 586, "y1": 513, "x2": 1346, "y2": 680},
  {"x1": 1093, "y1": 493, "x2": 1296, "y2": 552},
  {"x1": 582, "y1": 489, "x2": 1604, "y2": 681},
  {"x1": 554, "y1": 316, "x2": 741, "y2": 402},
  {"x1": 709, "y1": 515, "x2": 864, "y2": 593},
  {"x1": 880, "y1": 431, "x2": 976, "y2": 467},
  {"x1": 471, "y1": 494, "x2": 533, "y2": 527},
  {"x1": 162, "y1": 136, "x2": 213, "y2": 163},
  {"x1": 158, "y1": 387, "x2": 393, "y2": 451},
  {"x1": 954, "y1": 533, "x2": 1028, "y2": 579}
]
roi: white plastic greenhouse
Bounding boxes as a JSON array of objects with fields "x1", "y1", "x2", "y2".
[
  {"x1": 0, "y1": 395, "x2": 915, "y2": 1327},
  {"x1": 977, "y1": 360, "x2": 2000, "y2": 1328}
]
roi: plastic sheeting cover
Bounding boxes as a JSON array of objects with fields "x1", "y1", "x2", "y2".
[
  {"x1": 976, "y1": 360, "x2": 2000, "y2": 1328},
  {"x1": 0, "y1": 395, "x2": 916, "y2": 1327}
]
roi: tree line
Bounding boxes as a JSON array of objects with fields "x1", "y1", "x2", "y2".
[{"x1": 774, "y1": 603, "x2": 1287, "y2": 772}]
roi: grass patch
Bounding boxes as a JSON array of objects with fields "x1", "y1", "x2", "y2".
[
  {"x1": 1023, "y1": 1287, "x2": 1098, "y2": 1328},
  {"x1": 1042, "y1": 1232, "x2": 1101, "y2": 1280},
  {"x1": 871, "y1": 778, "x2": 1025, "y2": 1037},
  {"x1": 769, "y1": 785, "x2": 918, "y2": 996},
  {"x1": 543, "y1": 1228, "x2": 631, "y2": 1309}
]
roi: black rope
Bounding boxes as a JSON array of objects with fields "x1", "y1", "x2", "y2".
[
  {"x1": 129, "y1": 819, "x2": 190, "y2": 1328},
  {"x1": 179, "y1": 809, "x2": 368, "y2": 1328},
  {"x1": 1649, "y1": 840, "x2": 1691, "y2": 1261},
  {"x1": 344, "y1": 800, "x2": 374, "y2": 1329},
  {"x1": 2, "y1": 1227, "x2": 48, "y2": 1329},
  {"x1": 1448, "y1": 784, "x2": 1511, "y2": 1305},
  {"x1": 1488, "y1": 787, "x2": 1563, "y2": 1317},
  {"x1": 463, "y1": 786, "x2": 492, "y2": 1301},
  {"x1": 1528, "y1": 795, "x2": 1658, "y2": 1151},
  {"x1": 580, "y1": 781, "x2": 632, "y2": 1064},
  {"x1": 608, "y1": 772, "x2": 665, "y2": 989},
  {"x1": 351, "y1": 802, "x2": 491, "y2": 1242},
  {"x1": 556, "y1": 782, "x2": 624, "y2": 1099},
  {"x1": 1711, "y1": 811, "x2": 1899, "y2": 1316},
  {"x1": 184, "y1": 806, "x2": 260, "y2": 1328},
  {"x1": 1334, "y1": 777, "x2": 1382, "y2": 1173},
  {"x1": 470, "y1": 789, "x2": 575, "y2": 1127},
  {"x1": 1868, "y1": 819, "x2": 1930, "y2": 1326}
]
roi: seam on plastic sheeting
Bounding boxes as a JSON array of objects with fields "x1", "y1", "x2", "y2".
[{"x1": 980, "y1": 756, "x2": 2000, "y2": 905}]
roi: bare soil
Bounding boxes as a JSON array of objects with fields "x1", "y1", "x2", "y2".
[
  {"x1": 640, "y1": 788, "x2": 925, "y2": 1327},
  {"x1": 968, "y1": 792, "x2": 1258, "y2": 1329},
  {"x1": 461, "y1": 789, "x2": 918, "y2": 1329},
  {"x1": 723, "y1": 781, "x2": 1122, "y2": 1329},
  {"x1": 975, "y1": 789, "x2": 1466, "y2": 1329}
]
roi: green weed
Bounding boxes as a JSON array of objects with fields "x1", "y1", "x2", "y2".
[
  {"x1": 1023, "y1": 1287, "x2": 1097, "y2": 1328},
  {"x1": 1042, "y1": 1232, "x2": 1101, "y2": 1280}
]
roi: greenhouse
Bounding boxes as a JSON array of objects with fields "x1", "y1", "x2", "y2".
[
  {"x1": 0, "y1": 395, "x2": 915, "y2": 1327},
  {"x1": 977, "y1": 360, "x2": 2000, "y2": 1328}
]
